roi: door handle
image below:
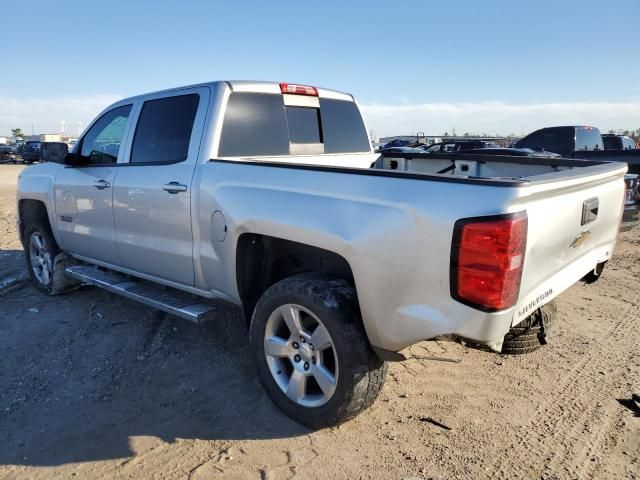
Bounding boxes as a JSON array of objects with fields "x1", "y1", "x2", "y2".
[
  {"x1": 162, "y1": 182, "x2": 188, "y2": 194},
  {"x1": 93, "y1": 180, "x2": 111, "y2": 190}
]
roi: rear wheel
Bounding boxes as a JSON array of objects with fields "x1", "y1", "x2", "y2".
[
  {"x1": 250, "y1": 274, "x2": 387, "y2": 429},
  {"x1": 502, "y1": 301, "x2": 557, "y2": 355}
]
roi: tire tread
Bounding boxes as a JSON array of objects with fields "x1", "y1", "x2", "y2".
[{"x1": 250, "y1": 274, "x2": 387, "y2": 429}]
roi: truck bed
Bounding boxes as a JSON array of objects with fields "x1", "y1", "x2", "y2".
[
  {"x1": 204, "y1": 152, "x2": 625, "y2": 351},
  {"x1": 376, "y1": 151, "x2": 624, "y2": 182}
]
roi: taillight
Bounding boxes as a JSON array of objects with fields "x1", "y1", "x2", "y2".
[
  {"x1": 451, "y1": 212, "x2": 527, "y2": 311},
  {"x1": 279, "y1": 83, "x2": 318, "y2": 96}
]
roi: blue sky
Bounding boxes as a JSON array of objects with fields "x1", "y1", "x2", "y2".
[{"x1": 2, "y1": 0, "x2": 639, "y2": 137}]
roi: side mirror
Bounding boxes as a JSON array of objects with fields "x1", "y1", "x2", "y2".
[
  {"x1": 40, "y1": 142, "x2": 69, "y2": 164},
  {"x1": 64, "y1": 152, "x2": 83, "y2": 166}
]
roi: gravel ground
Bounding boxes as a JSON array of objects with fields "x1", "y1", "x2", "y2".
[{"x1": 0, "y1": 164, "x2": 638, "y2": 479}]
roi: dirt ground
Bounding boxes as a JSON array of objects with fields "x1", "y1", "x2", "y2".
[{"x1": 0, "y1": 163, "x2": 638, "y2": 480}]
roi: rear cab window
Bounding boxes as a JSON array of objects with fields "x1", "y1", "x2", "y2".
[
  {"x1": 575, "y1": 127, "x2": 604, "y2": 151},
  {"x1": 218, "y1": 88, "x2": 370, "y2": 157}
]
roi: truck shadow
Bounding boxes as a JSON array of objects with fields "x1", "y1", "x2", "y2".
[{"x1": 0, "y1": 255, "x2": 308, "y2": 467}]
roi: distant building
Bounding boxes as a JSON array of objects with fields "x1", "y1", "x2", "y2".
[{"x1": 25, "y1": 134, "x2": 62, "y2": 142}]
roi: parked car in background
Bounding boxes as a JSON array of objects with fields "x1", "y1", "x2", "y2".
[
  {"x1": 459, "y1": 147, "x2": 561, "y2": 158},
  {"x1": 378, "y1": 146, "x2": 425, "y2": 154},
  {"x1": 623, "y1": 174, "x2": 640, "y2": 229},
  {"x1": 515, "y1": 126, "x2": 640, "y2": 229},
  {"x1": 20, "y1": 141, "x2": 41, "y2": 164},
  {"x1": 0, "y1": 144, "x2": 20, "y2": 164},
  {"x1": 602, "y1": 134, "x2": 638, "y2": 151},
  {"x1": 376, "y1": 139, "x2": 412, "y2": 152},
  {"x1": 514, "y1": 126, "x2": 640, "y2": 174},
  {"x1": 418, "y1": 140, "x2": 500, "y2": 153}
]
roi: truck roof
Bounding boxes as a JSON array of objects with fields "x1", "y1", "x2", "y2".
[
  {"x1": 538, "y1": 125, "x2": 598, "y2": 130},
  {"x1": 117, "y1": 80, "x2": 354, "y2": 104}
]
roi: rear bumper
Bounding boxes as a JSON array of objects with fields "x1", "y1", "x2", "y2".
[{"x1": 369, "y1": 241, "x2": 616, "y2": 354}]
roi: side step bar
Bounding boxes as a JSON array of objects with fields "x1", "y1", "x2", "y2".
[{"x1": 65, "y1": 265, "x2": 217, "y2": 323}]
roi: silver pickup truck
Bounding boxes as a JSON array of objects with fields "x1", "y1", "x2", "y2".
[{"x1": 17, "y1": 81, "x2": 627, "y2": 428}]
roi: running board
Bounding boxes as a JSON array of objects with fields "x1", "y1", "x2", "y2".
[{"x1": 65, "y1": 265, "x2": 216, "y2": 323}]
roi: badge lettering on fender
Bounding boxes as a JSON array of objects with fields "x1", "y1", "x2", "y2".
[
  {"x1": 59, "y1": 215, "x2": 73, "y2": 223},
  {"x1": 517, "y1": 288, "x2": 553, "y2": 318}
]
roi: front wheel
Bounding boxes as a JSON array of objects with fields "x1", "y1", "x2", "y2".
[
  {"x1": 250, "y1": 274, "x2": 387, "y2": 429},
  {"x1": 23, "y1": 220, "x2": 78, "y2": 295}
]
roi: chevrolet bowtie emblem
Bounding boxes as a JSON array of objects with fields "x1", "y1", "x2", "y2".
[{"x1": 570, "y1": 230, "x2": 591, "y2": 248}]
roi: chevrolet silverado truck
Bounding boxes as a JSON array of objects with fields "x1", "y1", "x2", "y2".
[{"x1": 17, "y1": 81, "x2": 627, "y2": 428}]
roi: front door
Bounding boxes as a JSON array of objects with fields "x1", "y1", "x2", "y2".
[
  {"x1": 54, "y1": 104, "x2": 133, "y2": 265},
  {"x1": 112, "y1": 89, "x2": 209, "y2": 286}
]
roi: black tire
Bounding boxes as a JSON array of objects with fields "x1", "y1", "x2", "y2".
[
  {"x1": 582, "y1": 262, "x2": 606, "y2": 284},
  {"x1": 502, "y1": 301, "x2": 557, "y2": 355},
  {"x1": 23, "y1": 219, "x2": 79, "y2": 296},
  {"x1": 250, "y1": 274, "x2": 387, "y2": 429}
]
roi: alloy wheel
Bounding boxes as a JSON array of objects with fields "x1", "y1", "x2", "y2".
[
  {"x1": 263, "y1": 303, "x2": 338, "y2": 407},
  {"x1": 29, "y1": 232, "x2": 52, "y2": 285}
]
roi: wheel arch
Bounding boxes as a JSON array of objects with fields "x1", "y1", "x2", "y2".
[
  {"x1": 18, "y1": 199, "x2": 53, "y2": 248},
  {"x1": 235, "y1": 233, "x2": 356, "y2": 325}
]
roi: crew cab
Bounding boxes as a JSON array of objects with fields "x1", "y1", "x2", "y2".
[{"x1": 17, "y1": 81, "x2": 627, "y2": 428}]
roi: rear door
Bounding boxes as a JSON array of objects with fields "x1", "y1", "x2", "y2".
[{"x1": 112, "y1": 87, "x2": 209, "y2": 286}]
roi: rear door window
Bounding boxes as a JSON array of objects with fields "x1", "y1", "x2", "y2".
[{"x1": 130, "y1": 94, "x2": 199, "y2": 164}]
